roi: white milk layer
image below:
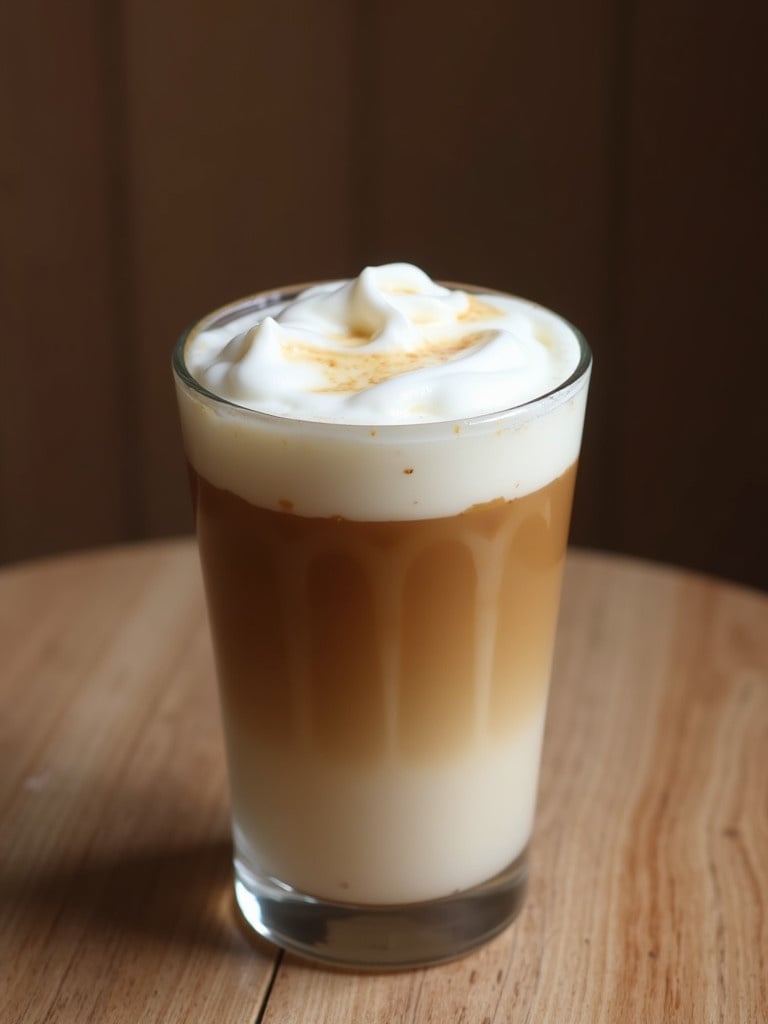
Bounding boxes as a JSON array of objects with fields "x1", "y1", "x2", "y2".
[
  {"x1": 176, "y1": 265, "x2": 589, "y2": 519},
  {"x1": 227, "y1": 709, "x2": 546, "y2": 904}
]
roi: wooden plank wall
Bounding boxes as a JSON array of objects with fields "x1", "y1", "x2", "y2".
[{"x1": 1, "y1": 1, "x2": 766, "y2": 588}]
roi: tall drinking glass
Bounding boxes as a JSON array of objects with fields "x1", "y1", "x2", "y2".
[{"x1": 173, "y1": 280, "x2": 591, "y2": 968}]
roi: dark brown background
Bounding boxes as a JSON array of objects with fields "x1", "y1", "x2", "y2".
[{"x1": 2, "y1": 1, "x2": 766, "y2": 588}]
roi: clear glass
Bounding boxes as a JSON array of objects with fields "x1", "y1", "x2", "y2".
[{"x1": 173, "y1": 283, "x2": 591, "y2": 968}]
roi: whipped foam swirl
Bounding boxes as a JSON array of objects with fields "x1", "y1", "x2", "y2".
[{"x1": 185, "y1": 264, "x2": 580, "y2": 424}]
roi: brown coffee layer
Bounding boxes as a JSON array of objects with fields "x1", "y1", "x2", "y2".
[{"x1": 192, "y1": 463, "x2": 576, "y2": 765}]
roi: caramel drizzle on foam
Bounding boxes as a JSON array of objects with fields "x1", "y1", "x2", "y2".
[{"x1": 282, "y1": 296, "x2": 505, "y2": 394}]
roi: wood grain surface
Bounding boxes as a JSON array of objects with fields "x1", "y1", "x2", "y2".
[{"x1": 1, "y1": 542, "x2": 766, "y2": 1023}]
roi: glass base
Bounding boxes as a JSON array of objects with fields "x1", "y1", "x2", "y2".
[{"x1": 233, "y1": 849, "x2": 528, "y2": 970}]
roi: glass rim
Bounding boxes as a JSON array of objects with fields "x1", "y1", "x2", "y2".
[{"x1": 172, "y1": 280, "x2": 592, "y2": 437}]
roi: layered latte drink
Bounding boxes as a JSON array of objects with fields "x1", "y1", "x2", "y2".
[{"x1": 173, "y1": 264, "x2": 591, "y2": 966}]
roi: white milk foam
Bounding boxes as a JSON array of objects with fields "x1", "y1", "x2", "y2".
[{"x1": 177, "y1": 263, "x2": 589, "y2": 519}]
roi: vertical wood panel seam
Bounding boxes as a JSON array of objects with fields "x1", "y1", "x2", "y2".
[
  {"x1": 0, "y1": 5, "x2": 16, "y2": 555},
  {"x1": 350, "y1": 0, "x2": 377, "y2": 269},
  {"x1": 97, "y1": 2, "x2": 143, "y2": 542},
  {"x1": 601, "y1": 0, "x2": 638, "y2": 551}
]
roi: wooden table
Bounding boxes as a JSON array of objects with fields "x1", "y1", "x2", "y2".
[{"x1": 1, "y1": 541, "x2": 766, "y2": 1023}]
